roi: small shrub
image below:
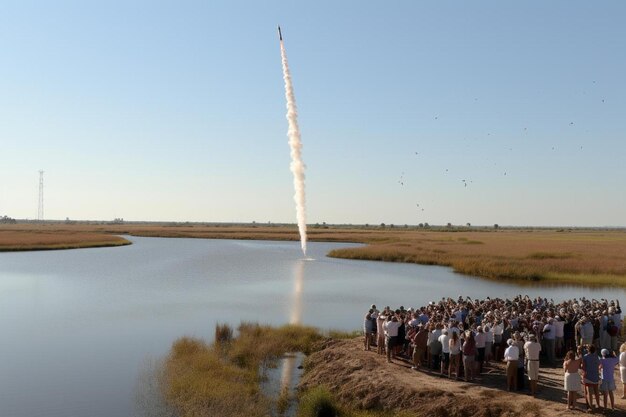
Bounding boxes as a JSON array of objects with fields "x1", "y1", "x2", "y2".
[
  {"x1": 298, "y1": 386, "x2": 342, "y2": 417},
  {"x1": 215, "y1": 323, "x2": 233, "y2": 345}
]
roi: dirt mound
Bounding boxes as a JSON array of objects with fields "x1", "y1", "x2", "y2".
[{"x1": 300, "y1": 339, "x2": 625, "y2": 417}]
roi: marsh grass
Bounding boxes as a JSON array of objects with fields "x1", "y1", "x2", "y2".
[
  {"x1": 163, "y1": 323, "x2": 325, "y2": 417},
  {"x1": 297, "y1": 386, "x2": 342, "y2": 417},
  {"x1": 0, "y1": 229, "x2": 130, "y2": 251},
  {"x1": 327, "y1": 230, "x2": 626, "y2": 287}
]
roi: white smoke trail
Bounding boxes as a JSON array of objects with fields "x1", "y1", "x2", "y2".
[{"x1": 280, "y1": 38, "x2": 307, "y2": 256}]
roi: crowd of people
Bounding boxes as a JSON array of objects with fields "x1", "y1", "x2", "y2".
[{"x1": 362, "y1": 295, "x2": 626, "y2": 412}]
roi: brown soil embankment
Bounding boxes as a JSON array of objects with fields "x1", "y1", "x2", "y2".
[{"x1": 300, "y1": 338, "x2": 625, "y2": 417}]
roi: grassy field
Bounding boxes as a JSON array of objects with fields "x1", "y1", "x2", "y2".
[
  {"x1": 2, "y1": 222, "x2": 626, "y2": 286},
  {"x1": 0, "y1": 226, "x2": 130, "y2": 251},
  {"x1": 327, "y1": 229, "x2": 626, "y2": 286}
]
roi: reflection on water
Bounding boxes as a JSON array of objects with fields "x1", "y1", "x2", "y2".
[
  {"x1": 278, "y1": 260, "x2": 306, "y2": 416},
  {"x1": 289, "y1": 260, "x2": 305, "y2": 325}
]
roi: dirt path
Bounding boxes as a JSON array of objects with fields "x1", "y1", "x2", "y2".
[{"x1": 300, "y1": 339, "x2": 625, "y2": 417}]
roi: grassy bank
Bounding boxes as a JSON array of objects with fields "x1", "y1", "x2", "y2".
[
  {"x1": 162, "y1": 324, "x2": 418, "y2": 417},
  {"x1": 327, "y1": 230, "x2": 626, "y2": 287},
  {"x1": 162, "y1": 323, "x2": 325, "y2": 417},
  {"x1": 0, "y1": 228, "x2": 130, "y2": 251}
]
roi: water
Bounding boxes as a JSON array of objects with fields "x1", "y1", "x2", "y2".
[{"x1": 0, "y1": 236, "x2": 623, "y2": 417}]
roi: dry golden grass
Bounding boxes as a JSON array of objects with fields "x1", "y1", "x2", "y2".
[
  {"x1": 0, "y1": 227, "x2": 130, "y2": 251},
  {"x1": 162, "y1": 323, "x2": 325, "y2": 417},
  {"x1": 163, "y1": 336, "x2": 269, "y2": 417},
  {"x1": 327, "y1": 230, "x2": 626, "y2": 286}
]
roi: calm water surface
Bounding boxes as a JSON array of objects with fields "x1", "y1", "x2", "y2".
[{"x1": 1, "y1": 236, "x2": 624, "y2": 417}]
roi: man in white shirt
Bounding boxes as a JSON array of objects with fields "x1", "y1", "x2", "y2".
[
  {"x1": 384, "y1": 315, "x2": 401, "y2": 363},
  {"x1": 524, "y1": 334, "x2": 542, "y2": 396},
  {"x1": 542, "y1": 319, "x2": 556, "y2": 367},
  {"x1": 474, "y1": 326, "x2": 486, "y2": 374},
  {"x1": 553, "y1": 316, "x2": 565, "y2": 358},
  {"x1": 503, "y1": 338, "x2": 519, "y2": 391},
  {"x1": 493, "y1": 320, "x2": 504, "y2": 360},
  {"x1": 484, "y1": 325, "x2": 494, "y2": 364},
  {"x1": 438, "y1": 329, "x2": 450, "y2": 376},
  {"x1": 429, "y1": 324, "x2": 443, "y2": 371}
]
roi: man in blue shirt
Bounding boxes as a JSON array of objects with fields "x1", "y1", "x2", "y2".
[{"x1": 582, "y1": 345, "x2": 601, "y2": 411}]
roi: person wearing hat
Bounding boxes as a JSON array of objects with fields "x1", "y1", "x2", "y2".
[
  {"x1": 503, "y1": 338, "x2": 519, "y2": 391},
  {"x1": 524, "y1": 334, "x2": 542, "y2": 396},
  {"x1": 599, "y1": 348, "x2": 619, "y2": 410},
  {"x1": 411, "y1": 323, "x2": 429, "y2": 369}
]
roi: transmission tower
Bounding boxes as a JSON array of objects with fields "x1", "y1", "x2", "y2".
[{"x1": 38, "y1": 170, "x2": 44, "y2": 221}]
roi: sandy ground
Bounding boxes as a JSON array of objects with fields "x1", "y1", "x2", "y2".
[{"x1": 300, "y1": 339, "x2": 625, "y2": 417}]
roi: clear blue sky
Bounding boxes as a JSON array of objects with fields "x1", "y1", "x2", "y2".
[{"x1": 1, "y1": 1, "x2": 624, "y2": 226}]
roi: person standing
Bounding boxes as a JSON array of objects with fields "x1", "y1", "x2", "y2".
[
  {"x1": 429, "y1": 323, "x2": 443, "y2": 371},
  {"x1": 363, "y1": 309, "x2": 376, "y2": 351},
  {"x1": 563, "y1": 350, "x2": 582, "y2": 410},
  {"x1": 503, "y1": 338, "x2": 519, "y2": 391},
  {"x1": 484, "y1": 324, "x2": 494, "y2": 365},
  {"x1": 524, "y1": 334, "x2": 542, "y2": 396},
  {"x1": 599, "y1": 348, "x2": 619, "y2": 411},
  {"x1": 376, "y1": 312, "x2": 386, "y2": 355},
  {"x1": 579, "y1": 317, "x2": 594, "y2": 346},
  {"x1": 449, "y1": 331, "x2": 461, "y2": 379},
  {"x1": 554, "y1": 316, "x2": 565, "y2": 357},
  {"x1": 474, "y1": 326, "x2": 486, "y2": 374},
  {"x1": 411, "y1": 325, "x2": 428, "y2": 369},
  {"x1": 438, "y1": 329, "x2": 451, "y2": 377},
  {"x1": 582, "y1": 345, "x2": 601, "y2": 411},
  {"x1": 542, "y1": 318, "x2": 556, "y2": 367},
  {"x1": 384, "y1": 314, "x2": 401, "y2": 363},
  {"x1": 462, "y1": 330, "x2": 477, "y2": 382},
  {"x1": 619, "y1": 342, "x2": 626, "y2": 399}
]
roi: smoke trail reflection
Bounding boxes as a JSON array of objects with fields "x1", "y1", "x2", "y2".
[
  {"x1": 279, "y1": 260, "x2": 305, "y2": 411},
  {"x1": 289, "y1": 260, "x2": 304, "y2": 325}
]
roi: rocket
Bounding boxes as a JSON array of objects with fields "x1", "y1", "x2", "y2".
[{"x1": 277, "y1": 25, "x2": 283, "y2": 41}]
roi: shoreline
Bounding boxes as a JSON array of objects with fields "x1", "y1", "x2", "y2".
[{"x1": 1, "y1": 223, "x2": 625, "y2": 287}]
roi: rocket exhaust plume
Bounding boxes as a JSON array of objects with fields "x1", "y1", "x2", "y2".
[{"x1": 278, "y1": 26, "x2": 308, "y2": 256}]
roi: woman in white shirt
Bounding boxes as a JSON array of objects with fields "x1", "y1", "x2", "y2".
[{"x1": 619, "y1": 342, "x2": 626, "y2": 399}]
